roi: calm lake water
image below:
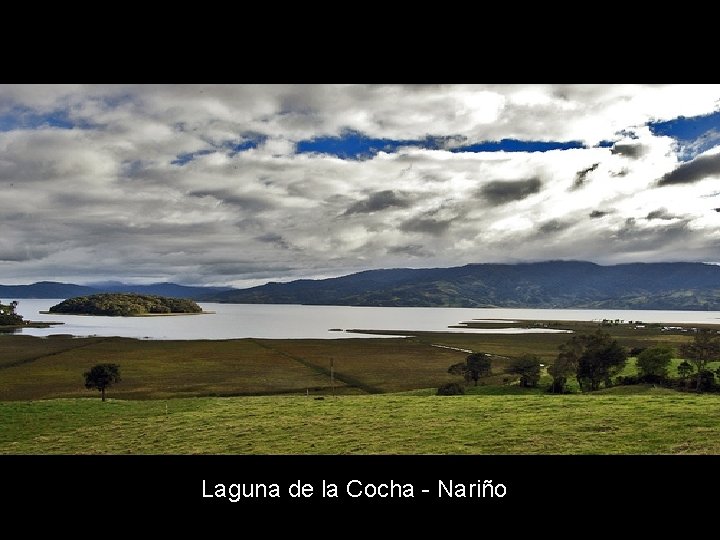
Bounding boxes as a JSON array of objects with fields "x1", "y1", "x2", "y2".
[{"x1": 8, "y1": 299, "x2": 720, "y2": 340}]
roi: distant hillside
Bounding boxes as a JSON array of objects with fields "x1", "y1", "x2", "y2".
[
  {"x1": 0, "y1": 281, "x2": 231, "y2": 300},
  {"x1": 8, "y1": 261, "x2": 720, "y2": 310},
  {"x1": 97, "y1": 282, "x2": 231, "y2": 299},
  {"x1": 0, "y1": 281, "x2": 98, "y2": 299},
  {"x1": 206, "y1": 261, "x2": 720, "y2": 310}
]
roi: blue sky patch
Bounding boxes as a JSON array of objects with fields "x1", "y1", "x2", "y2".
[
  {"x1": 649, "y1": 110, "x2": 720, "y2": 161},
  {"x1": 297, "y1": 131, "x2": 419, "y2": 159},
  {"x1": 172, "y1": 134, "x2": 267, "y2": 165},
  {"x1": 223, "y1": 134, "x2": 267, "y2": 156},
  {"x1": 451, "y1": 139, "x2": 585, "y2": 153},
  {"x1": 297, "y1": 131, "x2": 587, "y2": 159},
  {"x1": 171, "y1": 149, "x2": 215, "y2": 165},
  {"x1": 0, "y1": 107, "x2": 85, "y2": 131}
]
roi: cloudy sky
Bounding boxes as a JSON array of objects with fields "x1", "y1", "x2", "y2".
[{"x1": 1, "y1": 84, "x2": 720, "y2": 287}]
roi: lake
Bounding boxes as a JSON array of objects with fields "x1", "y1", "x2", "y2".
[{"x1": 9, "y1": 299, "x2": 720, "y2": 340}]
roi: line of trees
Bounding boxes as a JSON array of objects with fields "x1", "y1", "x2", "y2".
[
  {"x1": 550, "y1": 328, "x2": 720, "y2": 393},
  {"x1": 442, "y1": 328, "x2": 720, "y2": 395}
]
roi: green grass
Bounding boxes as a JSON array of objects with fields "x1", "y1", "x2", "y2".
[
  {"x1": 619, "y1": 357, "x2": 720, "y2": 378},
  {"x1": 2, "y1": 393, "x2": 720, "y2": 454}
]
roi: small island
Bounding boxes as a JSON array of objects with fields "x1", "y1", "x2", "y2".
[{"x1": 46, "y1": 293, "x2": 205, "y2": 317}]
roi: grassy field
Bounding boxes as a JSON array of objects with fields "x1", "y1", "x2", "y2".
[
  {"x1": 2, "y1": 321, "x2": 718, "y2": 455},
  {"x1": 0, "y1": 336, "x2": 468, "y2": 400},
  {"x1": 2, "y1": 391, "x2": 719, "y2": 454},
  {"x1": 0, "y1": 321, "x2": 701, "y2": 401}
]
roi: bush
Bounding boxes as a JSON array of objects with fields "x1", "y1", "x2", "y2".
[
  {"x1": 437, "y1": 382, "x2": 465, "y2": 396},
  {"x1": 616, "y1": 374, "x2": 670, "y2": 386},
  {"x1": 689, "y1": 370, "x2": 716, "y2": 392},
  {"x1": 615, "y1": 375, "x2": 641, "y2": 386}
]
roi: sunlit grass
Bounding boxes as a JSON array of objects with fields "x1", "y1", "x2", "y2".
[{"x1": 1, "y1": 392, "x2": 719, "y2": 454}]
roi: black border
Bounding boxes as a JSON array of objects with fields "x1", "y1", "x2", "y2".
[{"x1": 5, "y1": 454, "x2": 718, "y2": 518}]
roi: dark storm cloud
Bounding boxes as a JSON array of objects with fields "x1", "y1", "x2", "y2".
[
  {"x1": 421, "y1": 173, "x2": 450, "y2": 183},
  {"x1": 188, "y1": 189, "x2": 276, "y2": 211},
  {"x1": 387, "y1": 244, "x2": 430, "y2": 257},
  {"x1": 0, "y1": 247, "x2": 50, "y2": 262},
  {"x1": 344, "y1": 190, "x2": 410, "y2": 215},
  {"x1": 479, "y1": 177, "x2": 542, "y2": 205},
  {"x1": 657, "y1": 153, "x2": 720, "y2": 186},
  {"x1": 423, "y1": 134, "x2": 468, "y2": 150},
  {"x1": 255, "y1": 233, "x2": 292, "y2": 250},
  {"x1": 646, "y1": 208, "x2": 678, "y2": 220},
  {"x1": 611, "y1": 143, "x2": 646, "y2": 159},
  {"x1": 614, "y1": 218, "x2": 693, "y2": 251},
  {"x1": 52, "y1": 192, "x2": 119, "y2": 206},
  {"x1": 198, "y1": 262, "x2": 298, "y2": 276},
  {"x1": 538, "y1": 219, "x2": 574, "y2": 234},
  {"x1": 571, "y1": 163, "x2": 599, "y2": 190},
  {"x1": 589, "y1": 210, "x2": 611, "y2": 219},
  {"x1": 399, "y1": 215, "x2": 453, "y2": 235}
]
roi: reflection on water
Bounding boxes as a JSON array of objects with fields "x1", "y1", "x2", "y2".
[{"x1": 8, "y1": 299, "x2": 720, "y2": 341}]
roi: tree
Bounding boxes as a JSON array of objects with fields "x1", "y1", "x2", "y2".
[
  {"x1": 554, "y1": 330, "x2": 626, "y2": 392},
  {"x1": 548, "y1": 337, "x2": 582, "y2": 393},
  {"x1": 0, "y1": 300, "x2": 23, "y2": 326},
  {"x1": 576, "y1": 331, "x2": 627, "y2": 391},
  {"x1": 447, "y1": 363, "x2": 467, "y2": 376},
  {"x1": 465, "y1": 353, "x2": 492, "y2": 385},
  {"x1": 636, "y1": 346, "x2": 673, "y2": 379},
  {"x1": 696, "y1": 370, "x2": 716, "y2": 392},
  {"x1": 83, "y1": 363, "x2": 121, "y2": 401},
  {"x1": 505, "y1": 354, "x2": 542, "y2": 387},
  {"x1": 677, "y1": 361, "x2": 694, "y2": 382},
  {"x1": 679, "y1": 330, "x2": 720, "y2": 392}
]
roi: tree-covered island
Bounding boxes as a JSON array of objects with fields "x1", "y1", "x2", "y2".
[{"x1": 47, "y1": 293, "x2": 204, "y2": 317}]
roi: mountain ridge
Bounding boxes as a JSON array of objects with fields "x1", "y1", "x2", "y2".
[
  {"x1": 5, "y1": 261, "x2": 720, "y2": 310},
  {"x1": 0, "y1": 282, "x2": 231, "y2": 300},
  {"x1": 206, "y1": 261, "x2": 720, "y2": 310}
]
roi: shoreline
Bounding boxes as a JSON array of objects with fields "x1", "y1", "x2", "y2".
[
  {"x1": 0, "y1": 321, "x2": 64, "y2": 329},
  {"x1": 38, "y1": 310, "x2": 215, "y2": 317}
]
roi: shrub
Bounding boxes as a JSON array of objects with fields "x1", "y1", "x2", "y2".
[
  {"x1": 689, "y1": 370, "x2": 716, "y2": 392},
  {"x1": 437, "y1": 382, "x2": 465, "y2": 396}
]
